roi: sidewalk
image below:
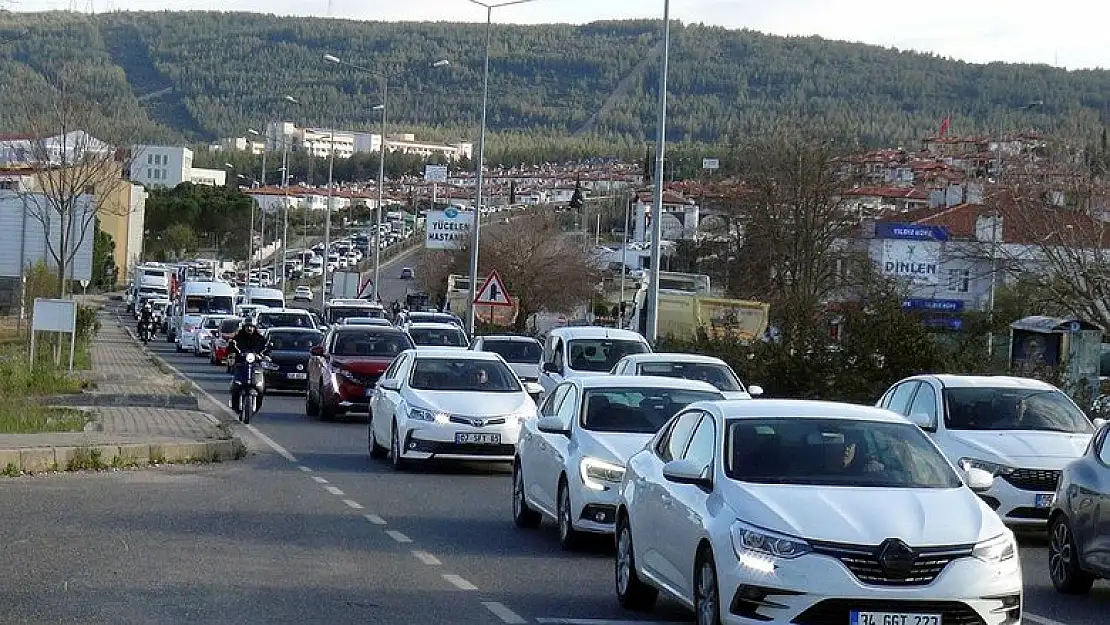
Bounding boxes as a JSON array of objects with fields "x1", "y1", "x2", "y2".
[{"x1": 0, "y1": 306, "x2": 244, "y2": 475}]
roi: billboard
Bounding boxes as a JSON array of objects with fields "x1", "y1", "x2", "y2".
[
  {"x1": 881, "y1": 239, "x2": 940, "y2": 285},
  {"x1": 0, "y1": 191, "x2": 94, "y2": 281},
  {"x1": 424, "y1": 164, "x2": 448, "y2": 183},
  {"x1": 424, "y1": 207, "x2": 474, "y2": 250}
]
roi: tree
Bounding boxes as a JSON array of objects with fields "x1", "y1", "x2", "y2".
[
  {"x1": 161, "y1": 223, "x2": 198, "y2": 260},
  {"x1": 143, "y1": 183, "x2": 255, "y2": 260},
  {"x1": 91, "y1": 219, "x2": 117, "y2": 289}
]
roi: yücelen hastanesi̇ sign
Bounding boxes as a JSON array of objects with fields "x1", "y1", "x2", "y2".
[{"x1": 424, "y1": 207, "x2": 474, "y2": 250}]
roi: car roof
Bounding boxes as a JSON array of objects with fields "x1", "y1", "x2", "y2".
[
  {"x1": 405, "y1": 348, "x2": 502, "y2": 361},
  {"x1": 333, "y1": 325, "x2": 406, "y2": 335},
  {"x1": 702, "y1": 399, "x2": 909, "y2": 423},
  {"x1": 407, "y1": 322, "x2": 464, "y2": 330},
  {"x1": 548, "y1": 326, "x2": 648, "y2": 341},
  {"x1": 255, "y1": 308, "x2": 311, "y2": 314},
  {"x1": 576, "y1": 375, "x2": 721, "y2": 393},
  {"x1": 925, "y1": 374, "x2": 1059, "y2": 390},
  {"x1": 265, "y1": 326, "x2": 323, "y2": 334},
  {"x1": 618, "y1": 352, "x2": 727, "y2": 365},
  {"x1": 476, "y1": 335, "x2": 540, "y2": 343}
]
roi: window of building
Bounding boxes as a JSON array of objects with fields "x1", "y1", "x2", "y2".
[
  {"x1": 147, "y1": 168, "x2": 152, "y2": 178},
  {"x1": 147, "y1": 154, "x2": 153, "y2": 165},
  {"x1": 161, "y1": 168, "x2": 168, "y2": 180},
  {"x1": 947, "y1": 269, "x2": 970, "y2": 293}
]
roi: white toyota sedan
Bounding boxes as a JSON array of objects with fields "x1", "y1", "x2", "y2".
[
  {"x1": 368, "y1": 349, "x2": 543, "y2": 469},
  {"x1": 615, "y1": 399, "x2": 1021, "y2": 625},
  {"x1": 513, "y1": 376, "x2": 724, "y2": 549}
]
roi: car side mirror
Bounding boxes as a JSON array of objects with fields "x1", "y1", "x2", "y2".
[
  {"x1": 747, "y1": 385, "x2": 763, "y2": 397},
  {"x1": 524, "y1": 382, "x2": 544, "y2": 403},
  {"x1": 909, "y1": 412, "x2": 938, "y2": 432},
  {"x1": 662, "y1": 459, "x2": 712, "y2": 489},
  {"x1": 1094, "y1": 417, "x2": 1107, "y2": 428},
  {"x1": 537, "y1": 416, "x2": 569, "y2": 436},
  {"x1": 310, "y1": 346, "x2": 324, "y2": 357},
  {"x1": 379, "y1": 379, "x2": 401, "y2": 392},
  {"x1": 542, "y1": 362, "x2": 562, "y2": 375},
  {"x1": 964, "y1": 467, "x2": 995, "y2": 494}
]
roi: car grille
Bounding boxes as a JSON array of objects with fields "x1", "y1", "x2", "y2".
[
  {"x1": 793, "y1": 600, "x2": 985, "y2": 625},
  {"x1": 448, "y1": 415, "x2": 508, "y2": 427},
  {"x1": 809, "y1": 541, "x2": 972, "y2": 586},
  {"x1": 1002, "y1": 468, "x2": 1060, "y2": 492}
]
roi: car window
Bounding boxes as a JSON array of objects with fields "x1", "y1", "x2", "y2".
[
  {"x1": 1098, "y1": 428, "x2": 1110, "y2": 466},
  {"x1": 267, "y1": 331, "x2": 324, "y2": 351},
  {"x1": 637, "y1": 362, "x2": 742, "y2": 392},
  {"x1": 332, "y1": 332, "x2": 413, "y2": 357},
  {"x1": 658, "y1": 412, "x2": 703, "y2": 463},
  {"x1": 408, "y1": 327, "x2": 468, "y2": 347},
  {"x1": 724, "y1": 417, "x2": 962, "y2": 488},
  {"x1": 381, "y1": 354, "x2": 405, "y2": 380},
  {"x1": 220, "y1": 318, "x2": 243, "y2": 333},
  {"x1": 884, "y1": 381, "x2": 919, "y2": 414},
  {"x1": 943, "y1": 387, "x2": 1094, "y2": 433},
  {"x1": 567, "y1": 339, "x2": 649, "y2": 372},
  {"x1": 906, "y1": 383, "x2": 938, "y2": 423},
  {"x1": 541, "y1": 385, "x2": 570, "y2": 417},
  {"x1": 552, "y1": 339, "x2": 565, "y2": 371},
  {"x1": 256, "y1": 312, "x2": 313, "y2": 329},
  {"x1": 555, "y1": 387, "x2": 580, "y2": 428},
  {"x1": 682, "y1": 413, "x2": 716, "y2": 473},
  {"x1": 409, "y1": 357, "x2": 522, "y2": 392},
  {"x1": 481, "y1": 339, "x2": 542, "y2": 364},
  {"x1": 581, "y1": 388, "x2": 722, "y2": 434}
]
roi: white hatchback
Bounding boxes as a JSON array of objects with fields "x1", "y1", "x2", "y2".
[
  {"x1": 513, "y1": 376, "x2": 723, "y2": 549},
  {"x1": 615, "y1": 399, "x2": 1021, "y2": 625}
]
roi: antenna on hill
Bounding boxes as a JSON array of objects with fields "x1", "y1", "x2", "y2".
[{"x1": 326, "y1": 0, "x2": 333, "y2": 17}]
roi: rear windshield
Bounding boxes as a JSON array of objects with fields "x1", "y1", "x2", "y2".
[
  {"x1": 328, "y1": 307, "x2": 380, "y2": 324},
  {"x1": 251, "y1": 298, "x2": 284, "y2": 309},
  {"x1": 409, "y1": 327, "x2": 468, "y2": 347},
  {"x1": 220, "y1": 318, "x2": 243, "y2": 333},
  {"x1": 481, "y1": 339, "x2": 542, "y2": 364},
  {"x1": 202, "y1": 316, "x2": 228, "y2": 329},
  {"x1": 332, "y1": 331, "x2": 413, "y2": 357},
  {"x1": 568, "y1": 339, "x2": 649, "y2": 372},
  {"x1": 256, "y1": 312, "x2": 314, "y2": 329},
  {"x1": 638, "y1": 362, "x2": 742, "y2": 392},
  {"x1": 582, "y1": 387, "x2": 722, "y2": 433}
]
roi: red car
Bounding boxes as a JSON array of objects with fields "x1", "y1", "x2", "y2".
[
  {"x1": 306, "y1": 326, "x2": 414, "y2": 421},
  {"x1": 211, "y1": 317, "x2": 244, "y2": 369}
]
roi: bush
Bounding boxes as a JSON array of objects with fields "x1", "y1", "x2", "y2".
[{"x1": 76, "y1": 305, "x2": 100, "y2": 342}]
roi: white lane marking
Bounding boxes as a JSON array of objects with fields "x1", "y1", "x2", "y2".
[
  {"x1": 298, "y1": 466, "x2": 312, "y2": 472},
  {"x1": 311, "y1": 476, "x2": 329, "y2": 484},
  {"x1": 324, "y1": 486, "x2": 345, "y2": 496},
  {"x1": 442, "y1": 574, "x2": 478, "y2": 591},
  {"x1": 482, "y1": 602, "x2": 526, "y2": 624},
  {"x1": 342, "y1": 499, "x2": 364, "y2": 510},
  {"x1": 411, "y1": 550, "x2": 441, "y2": 566},
  {"x1": 363, "y1": 513, "x2": 387, "y2": 525},
  {"x1": 385, "y1": 530, "x2": 412, "y2": 543},
  {"x1": 536, "y1": 621, "x2": 688, "y2": 625},
  {"x1": 244, "y1": 424, "x2": 298, "y2": 462},
  {"x1": 1025, "y1": 614, "x2": 1071, "y2": 625}
]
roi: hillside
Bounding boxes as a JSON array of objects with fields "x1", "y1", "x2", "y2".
[{"x1": 0, "y1": 10, "x2": 1108, "y2": 157}]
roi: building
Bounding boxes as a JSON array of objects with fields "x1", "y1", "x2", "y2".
[
  {"x1": 211, "y1": 137, "x2": 265, "y2": 155},
  {"x1": 631, "y1": 190, "x2": 700, "y2": 242},
  {"x1": 0, "y1": 130, "x2": 112, "y2": 166},
  {"x1": 265, "y1": 122, "x2": 470, "y2": 161},
  {"x1": 129, "y1": 145, "x2": 227, "y2": 188}
]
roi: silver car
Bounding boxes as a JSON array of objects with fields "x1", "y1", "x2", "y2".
[{"x1": 1048, "y1": 419, "x2": 1110, "y2": 594}]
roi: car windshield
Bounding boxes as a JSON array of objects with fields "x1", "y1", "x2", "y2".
[
  {"x1": 943, "y1": 387, "x2": 1093, "y2": 433},
  {"x1": 582, "y1": 388, "x2": 723, "y2": 434},
  {"x1": 256, "y1": 313, "x2": 314, "y2": 329},
  {"x1": 328, "y1": 307, "x2": 378, "y2": 323},
  {"x1": 637, "y1": 361, "x2": 742, "y2": 392},
  {"x1": 185, "y1": 295, "x2": 235, "y2": 314},
  {"x1": 410, "y1": 313, "x2": 460, "y2": 326},
  {"x1": 202, "y1": 316, "x2": 227, "y2": 329},
  {"x1": 220, "y1": 318, "x2": 243, "y2": 333},
  {"x1": 267, "y1": 331, "x2": 324, "y2": 352},
  {"x1": 409, "y1": 327, "x2": 468, "y2": 347},
  {"x1": 724, "y1": 417, "x2": 962, "y2": 488},
  {"x1": 568, "y1": 339, "x2": 649, "y2": 372},
  {"x1": 481, "y1": 339, "x2": 542, "y2": 364},
  {"x1": 409, "y1": 358, "x2": 521, "y2": 393},
  {"x1": 252, "y1": 298, "x2": 284, "y2": 309},
  {"x1": 332, "y1": 331, "x2": 413, "y2": 357}
]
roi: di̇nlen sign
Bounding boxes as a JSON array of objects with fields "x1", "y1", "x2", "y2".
[
  {"x1": 877, "y1": 223, "x2": 949, "y2": 286},
  {"x1": 424, "y1": 207, "x2": 474, "y2": 250}
]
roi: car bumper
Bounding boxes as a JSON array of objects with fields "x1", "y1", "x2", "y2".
[
  {"x1": 398, "y1": 423, "x2": 521, "y2": 462},
  {"x1": 982, "y1": 475, "x2": 1058, "y2": 528},
  {"x1": 570, "y1": 478, "x2": 620, "y2": 533},
  {"x1": 718, "y1": 548, "x2": 1022, "y2": 625}
]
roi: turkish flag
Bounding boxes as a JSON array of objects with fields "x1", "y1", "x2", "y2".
[{"x1": 939, "y1": 116, "x2": 950, "y2": 137}]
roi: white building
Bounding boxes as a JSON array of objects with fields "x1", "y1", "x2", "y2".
[
  {"x1": 0, "y1": 130, "x2": 112, "y2": 166},
  {"x1": 129, "y1": 145, "x2": 227, "y2": 188},
  {"x1": 211, "y1": 137, "x2": 265, "y2": 155},
  {"x1": 631, "y1": 192, "x2": 700, "y2": 242},
  {"x1": 266, "y1": 122, "x2": 470, "y2": 161},
  {"x1": 0, "y1": 190, "x2": 95, "y2": 281}
]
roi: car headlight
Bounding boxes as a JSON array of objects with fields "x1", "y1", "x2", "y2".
[
  {"x1": 409, "y1": 407, "x2": 450, "y2": 424},
  {"x1": 731, "y1": 520, "x2": 811, "y2": 562},
  {"x1": 244, "y1": 353, "x2": 257, "y2": 364},
  {"x1": 958, "y1": 458, "x2": 1014, "y2": 477},
  {"x1": 972, "y1": 533, "x2": 1016, "y2": 563},
  {"x1": 579, "y1": 457, "x2": 626, "y2": 491}
]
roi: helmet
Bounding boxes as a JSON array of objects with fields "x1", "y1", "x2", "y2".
[{"x1": 143, "y1": 303, "x2": 152, "y2": 310}]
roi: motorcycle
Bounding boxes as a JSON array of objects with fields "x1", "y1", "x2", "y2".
[
  {"x1": 138, "y1": 320, "x2": 153, "y2": 344},
  {"x1": 229, "y1": 350, "x2": 267, "y2": 424}
]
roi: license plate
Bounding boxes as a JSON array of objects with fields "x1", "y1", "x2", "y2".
[
  {"x1": 850, "y1": 612, "x2": 941, "y2": 625},
  {"x1": 287, "y1": 372, "x2": 307, "y2": 380},
  {"x1": 455, "y1": 433, "x2": 501, "y2": 445},
  {"x1": 1035, "y1": 493, "x2": 1055, "y2": 508}
]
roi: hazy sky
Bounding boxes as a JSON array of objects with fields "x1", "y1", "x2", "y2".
[{"x1": 19, "y1": 0, "x2": 1110, "y2": 70}]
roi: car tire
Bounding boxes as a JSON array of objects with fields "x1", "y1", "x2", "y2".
[
  {"x1": 318, "y1": 384, "x2": 335, "y2": 422},
  {"x1": 512, "y1": 461, "x2": 542, "y2": 529},
  {"x1": 369, "y1": 414, "x2": 388, "y2": 459},
  {"x1": 390, "y1": 421, "x2": 408, "y2": 471},
  {"x1": 694, "y1": 547, "x2": 722, "y2": 625},
  {"x1": 615, "y1": 516, "x2": 657, "y2": 611},
  {"x1": 557, "y1": 478, "x2": 583, "y2": 550},
  {"x1": 305, "y1": 382, "x2": 319, "y2": 417},
  {"x1": 1049, "y1": 514, "x2": 1095, "y2": 594}
]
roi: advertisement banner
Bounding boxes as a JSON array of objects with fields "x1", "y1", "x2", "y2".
[
  {"x1": 424, "y1": 207, "x2": 474, "y2": 250},
  {"x1": 881, "y1": 239, "x2": 940, "y2": 285}
]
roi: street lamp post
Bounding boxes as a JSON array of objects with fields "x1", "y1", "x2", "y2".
[
  {"x1": 464, "y1": 0, "x2": 541, "y2": 334},
  {"x1": 319, "y1": 127, "x2": 336, "y2": 311},
  {"x1": 646, "y1": 0, "x2": 671, "y2": 344}
]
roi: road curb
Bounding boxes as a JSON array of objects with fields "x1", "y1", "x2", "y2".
[{"x1": 0, "y1": 438, "x2": 245, "y2": 475}]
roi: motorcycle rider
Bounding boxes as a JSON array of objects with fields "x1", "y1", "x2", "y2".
[
  {"x1": 137, "y1": 303, "x2": 154, "y2": 339},
  {"x1": 227, "y1": 321, "x2": 268, "y2": 413}
]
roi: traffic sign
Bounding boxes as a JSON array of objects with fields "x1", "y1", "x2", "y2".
[{"x1": 473, "y1": 270, "x2": 514, "y2": 307}]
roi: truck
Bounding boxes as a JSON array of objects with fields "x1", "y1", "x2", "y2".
[
  {"x1": 330, "y1": 271, "x2": 370, "y2": 299},
  {"x1": 625, "y1": 271, "x2": 770, "y2": 342},
  {"x1": 127, "y1": 263, "x2": 173, "y2": 313}
]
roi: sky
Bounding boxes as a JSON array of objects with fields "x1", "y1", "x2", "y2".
[{"x1": 16, "y1": 0, "x2": 1110, "y2": 70}]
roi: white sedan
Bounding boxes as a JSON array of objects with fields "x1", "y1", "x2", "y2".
[
  {"x1": 294, "y1": 286, "x2": 313, "y2": 301},
  {"x1": 615, "y1": 399, "x2": 1021, "y2": 625},
  {"x1": 368, "y1": 349, "x2": 543, "y2": 470},
  {"x1": 513, "y1": 376, "x2": 723, "y2": 549},
  {"x1": 610, "y1": 353, "x2": 762, "y2": 400}
]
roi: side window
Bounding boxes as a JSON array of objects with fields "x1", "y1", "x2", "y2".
[
  {"x1": 540, "y1": 385, "x2": 569, "y2": 417},
  {"x1": 682, "y1": 413, "x2": 716, "y2": 474},
  {"x1": 552, "y1": 339, "x2": 565, "y2": 371},
  {"x1": 555, "y1": 387, "x2": 579, "y2": 428},
  {"x1": 659, "y1": 412, "x2": 702, "y2": 463},
  {"x1": 382, "y1": 353, "x2": 408, "y2": 381},
  {"x1": 906, "y1": 383, "x2": 938, "y2": 422},
  {"x1": 1098, "y1": 428, "x2": 1110, "y2": 466},
  {"x1": 885, "y1": 382, "x2": 920, "y2": 415},
  {"x1": 542, "y1": 336, "x2": 555, "y2": 366}
]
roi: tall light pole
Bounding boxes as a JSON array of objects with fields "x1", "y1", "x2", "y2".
[
  {"x1": 645, "y1": 0, "x2": 671, "y2": 344},
  {"x1": 324, "y1": 54, "x2": 449, "y2": 303},
  {"x1": 318, "y1": 126, "x2": 336, "y2": 311},
  {"x1": 464, "y1": 0, "x2": 541, "y2": 334}
]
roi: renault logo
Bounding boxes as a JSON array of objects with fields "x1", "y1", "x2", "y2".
[{"x1": 877, "y1": 538, "x2": 917, "y2": 579}]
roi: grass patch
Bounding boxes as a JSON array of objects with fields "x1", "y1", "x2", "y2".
[
  {"x1": 67, "y1": 446, "x2": 105, "y2": 471},
  {"x1": 0, "y1": 404, "x2": 88, "y2": 434},
  {"x1": 0, "y1": 345, "x2": 86, "y2": 396}
]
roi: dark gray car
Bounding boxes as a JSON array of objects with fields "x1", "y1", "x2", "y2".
[{"x1": 1049, "y1": 420, "x2": 1110, "y2": 594}]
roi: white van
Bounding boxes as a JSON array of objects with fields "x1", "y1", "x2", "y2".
[
  {"x1": 170, "y1": 280, "x2": 237, "y2": 352},
  {"x1": 538, "y1": 327, "x2": 652, "y2": 397},
  {"x1": 240, "y1": 287, "x2": 285, "y2": 310}
]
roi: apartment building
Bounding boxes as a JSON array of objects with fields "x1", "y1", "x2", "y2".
[
  {"x1": 265, "y1": 122, "x2": 470, "y2": 161},
  {"x1": 129, "y1": 145, "x2": 227, "y2": 188}
]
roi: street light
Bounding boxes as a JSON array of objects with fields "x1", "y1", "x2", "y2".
[
  {"x1": 645, "y1": 0, "x2": 671, "y2": 344},
  {"x1": 464, "y1": 0, "x2": 543, "y2": 334},
  {"x1": 323, "y1": 53, "x2": 449, "y2": 302}
]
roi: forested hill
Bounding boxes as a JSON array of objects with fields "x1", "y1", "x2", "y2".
[{"x1": 0, "y1": 10, "x2": 1107, "y2": 156}]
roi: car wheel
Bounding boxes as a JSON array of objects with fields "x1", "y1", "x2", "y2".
[
  {"x1": 512, "y1": 461, "x2": 542, "y2": 529},
  {"x1": 694, "y1": 547, "x2": 722, "y2": 625},
  {"x1": 557, "y1": 479, "x2": 583, "y2": 550},
  {"x1": 369, "y1": 413, "x2": 388, "y2": 459},
  {"x1": 318, "y1": 384, "x2": 335, "y2": 421},
  {"x1": 615, "y1": 516, "x2": 657, "y2": 611},
  {"x1": 1049, "y1": 515, "x2": 1095, "y2": 594},
  {"x1": 390, "y1": 421, "x2": 408, "y2": 471},
  {"x1": 305, "y1": 382, "x2": 320, "y2": 417}
]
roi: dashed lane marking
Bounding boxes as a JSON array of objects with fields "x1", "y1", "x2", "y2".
[
  {"x1": 482, "y1": 602, "x2": 526, "y2": 624},
  {"x1": 363, "y1": 514, "x2": 387, "y2": 525},
  {"x1": 342, "y1": 499, "x2": 364, "y2": 510},
  {"x1": 298, "y1": 466, "x2": 312, "y2": 472},
  {"x1": 386, "y1": 530, "x2": 412, "y2": 543},
  {"x1": 442, "y1": 574, "x2": 478, "y2": 591},
  {"x1": 1025, "y1": 614, "x2": 1071, "y2": 625},
  {"x1": 411, "y1": 550, "x2": 441, "y2": 566},
  {"x1": 324, "y1": 486, "x2": 345, "y2": 496},
  {"x1": 312, "y1": 476, "x2": 329, "y2": 484},
  {"x1": 244, "y1": 424, "x2": 298, "y2": 462}
]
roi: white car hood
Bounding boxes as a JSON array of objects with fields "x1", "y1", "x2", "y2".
[
  {"x1": 406, "y1": 389, "x2": 533, "y2": 417},
  {"x1": 578, "y1": 432, "x2": 654, "y2": 466},
  {"x1": 948, "y1": 430, "x2": 1092, "y2": 467},
  {"x1": 727, "y1": 482, "x2": 1001, "y2": 546}
]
